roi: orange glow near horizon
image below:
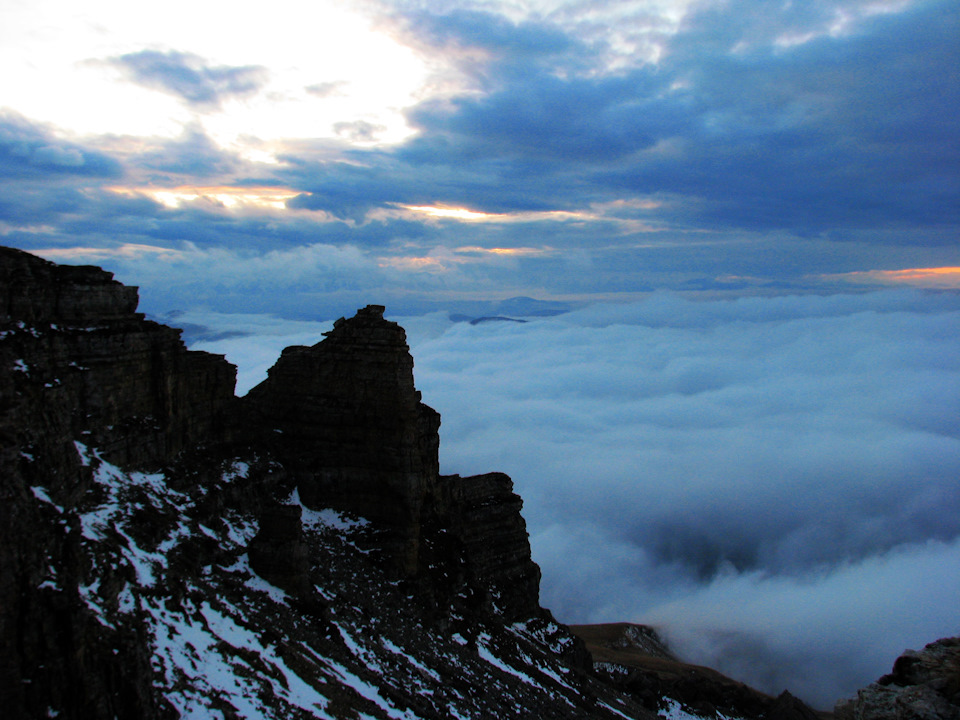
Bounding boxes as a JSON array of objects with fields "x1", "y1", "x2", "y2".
[
  {"x1": 830, "y1": 266, "x2": 960, "y2": 289},
  {"x1": 108, "y1": 185, "x2": 303, "y2": 210}
]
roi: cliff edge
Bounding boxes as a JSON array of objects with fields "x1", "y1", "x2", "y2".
[{"x1": 0, "y1": 246, "x2": 604, "y2": 719}]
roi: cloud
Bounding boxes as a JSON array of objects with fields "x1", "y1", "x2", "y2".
[
  {"x1": 2, "y1": 1, "x2": 959, "y2": 306},
  {"x1": 0, "y1": 111, "x2": 123, "y2": 179},
  {"x1": 305, "y1": 81, "x2": 349, "y2": 98},
  {"x1": 178, "y1": 288, "x2": 960, "y2": 708},
  {"x1": 265, "y1": 0, "x2": 960, "y2": 239},
  {"x1": 400, "y1": 8, "x2": 580, "y2": 73},
  {"x1": 333, "y1": 120, "x2": 388, "y2": 143},
  {"x1": 396, "y1": 289, "x2": 960, "y2": 708},
  {"x1": 105, "y1": 50, "x2": 269, "y2": 110}
]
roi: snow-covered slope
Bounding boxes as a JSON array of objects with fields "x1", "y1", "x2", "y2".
[{"x1": 55, "y1": 442, "x2": 659, "y2": 719}]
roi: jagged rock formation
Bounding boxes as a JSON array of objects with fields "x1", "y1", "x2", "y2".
[
  {"x1": 0, "y1": 246, "x2": 629, "y2": 719},
  {"x1": 245, "y1": 304, "x2": 441, "y2": 576},
  {"x1": 248, "y1": 503, "x2": 311, "y2": 595},
  {"x1": 835, "y1": 637, "x2": 960, "y2": 719},
  {"x1": 0, "y1": 245, "x2": 890, "y2": 720},
  {"x1": 243, "y1": 303, "x2": 542, "y2": 620},
  {"x1": 0, "y1": 246, "x2": 237, "y2": 469},
  {"x1": 1, "y1": 246, "x2": 238, "y2": 719}
]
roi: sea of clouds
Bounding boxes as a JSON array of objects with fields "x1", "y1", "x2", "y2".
[{"x1": 181, "y1": 289, "x2": 960, "y2": 709}]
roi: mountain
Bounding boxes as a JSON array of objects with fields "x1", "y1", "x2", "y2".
[{"x1": 1, "y1": 244, "x2": 945, "y2": 720}]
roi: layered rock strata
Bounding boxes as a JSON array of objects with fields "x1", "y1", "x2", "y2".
[
  {"x1": 244, "y1": 305, "x2": 440, "y2": 575},
  {"x1": 243, "y1": 304, "x2": 542, "y2": 619},
  {"x1": 1, "y1": 247, "x2": 548, "y2": 716},
  {"x1": 1, "y1": 246, "x2": 238, "y2": 718},
  {"x1": 0, "y1": 246, "x2": 237, "y2": 469}
]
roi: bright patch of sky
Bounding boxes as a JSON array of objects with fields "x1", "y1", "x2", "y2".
[{"x1": 0, "y1": 0, "x2": 429, "y2": 151}]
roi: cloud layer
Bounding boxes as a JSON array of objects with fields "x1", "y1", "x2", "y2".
[
  {"x1": 404, "y1": 290, "x2": 960, "y2": 708},
  {"x1": 2, "y1": 0, "x2": 958, "y2": 303},
  {"x1": 183, "y1": 289, "x2": 960, "y2": 708}
]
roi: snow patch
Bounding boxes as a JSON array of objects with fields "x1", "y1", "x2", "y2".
[{"x1": 30, "y1": 486, "x2": 63, "y2": 513}]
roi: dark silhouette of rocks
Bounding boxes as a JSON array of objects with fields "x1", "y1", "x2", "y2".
[
  {"x1": 0, "y1": 245, "x2": 237, "y2": 469},
  {"x1": 0, "y1": 247, "x2": 574, "y2": 718},
  {"x1": 3, "y1": 245, "x2": 944, "y2": 719},
  {"x1": 248, "y1": 504, "x2": 310, "y2": 595},
  {"x1": 244, "y1": 304, "x2": 441, "y2": 576},
  {"x1": 242, "y1": 303, "x2": 542, "y2": 619},
  {"x1": 1, "y1": 246, "x2": 238, "y2": 719},
  {"x1": 835, "y1": 637, "x2": 960, "y2": 719}
]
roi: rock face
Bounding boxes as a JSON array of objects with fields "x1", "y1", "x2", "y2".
[
  {"x1": 244, "y1": 305, "x2": 440, "y2": 575},
  {"x1": 569, "y1": 623, "x2": 817, "y2": 719},
  {"x1": 1, "y1": 246, "x2": 240, "y2": 719},
  {"x1": 0, "y1": 245, "x2": 237, "y2": 469},
  {"x1": 0, "y1": 247, "x2": 556, "y2": 718},
  {"x1": 243, "y1": 304, "x2": 542, "y2": 619},
  {"x1": 835, "y1": 637, "x2": 960, "y2": 720},
  {"x1": 248, "y1": 504, "x2": 311, "y2": 595}
]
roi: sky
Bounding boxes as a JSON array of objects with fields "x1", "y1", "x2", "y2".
[
  {"x1": 2, "y1": 0, "x2": 959, "y2": 710},
  {"x1": 0, "y1": 0, "x2": 958, "y2": 312}
]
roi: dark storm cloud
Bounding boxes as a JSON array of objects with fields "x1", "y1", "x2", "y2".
[{"x1": 105, "y1": 50, "x2": 268, "y2": 109}]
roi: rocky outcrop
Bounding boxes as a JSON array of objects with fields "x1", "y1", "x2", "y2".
[
  {"x1": 244, "y1": 305, "x2": 440, "y2": 575},
  {"x1": 243, "y1": 304, "x2": 543, "y2": 619},
  {"x1": 248, "y1": 504, "x2": 311, "y2": 595},
  {"x1": 0, "y1": 246, "x2": 238, "y2": 719},
  {"x1": 446, "y1": 471, "x2": 542, "y2": 620},
  {"x1": 1, "y1": 248, "x2": 552, "y2": 717},
  {"x1": 0, "y1": 245, "x2": 237, "y2": 469},
  {"x1": 571, "y1": 623, "x2": 822, "y2": 720},
  {"x1": 835, "y1": 637, "x2": 960, "y2": 720}
]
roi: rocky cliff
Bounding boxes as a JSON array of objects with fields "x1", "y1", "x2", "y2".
[
  {"x1": 0, "y1": 246, "x2": 607, "y2": 719},
  {"x1": 3, "y1": 245, "x2": 905, "y2": 720},
  {"x1": 1, "y1": 246, "x2": 239, "y2": 718}
]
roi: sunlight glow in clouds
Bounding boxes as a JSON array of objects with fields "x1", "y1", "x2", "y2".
[
  {"x1": 403, "y1": 205, "x2": 505, "y2": 221},
  {"x1": 0, "y1": 0, "x2": 431, "y2": 151},
  {"x1": 827, "y1": 266, "x2": 960, "y2": 289},
  {"x1": 108, "y1": 186, "x2": 304, "y2": 211},
  {"x1": 400, "y1": 204, "x2": 597, "y2": 224}
]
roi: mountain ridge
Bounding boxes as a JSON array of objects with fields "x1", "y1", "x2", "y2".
[{"x1": 2, "y1": 245, "x2": 951, "y2": 719}]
